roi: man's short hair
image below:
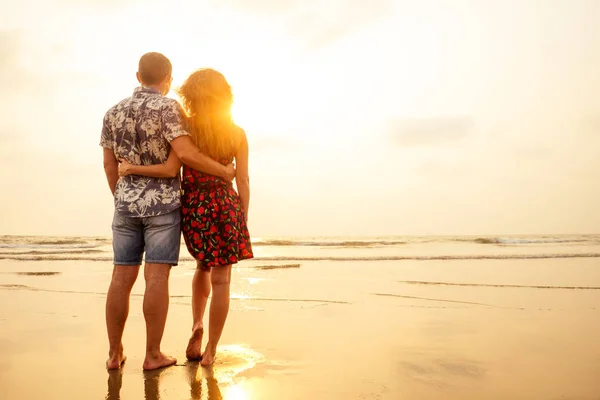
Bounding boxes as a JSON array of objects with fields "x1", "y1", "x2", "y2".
[{"x1": 138, "y1": 52, "x2": 172, "y2": 85}]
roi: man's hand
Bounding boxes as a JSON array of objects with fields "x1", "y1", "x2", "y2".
[
  {"x1": 171, "y1": 136, "x2": 235, "y2": 180},
  {"x1": 118, "y1": 159, "x2": 134, "y2": 177},
  {"x1": 224, "y1": 163, "x2": 236, "y2": 181}
]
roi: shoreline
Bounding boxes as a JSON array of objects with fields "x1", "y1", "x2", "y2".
[{"x1": 1, "y1": 256, "x2": 599, "y2": 399}]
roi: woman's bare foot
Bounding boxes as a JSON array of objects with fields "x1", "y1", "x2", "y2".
[
  {"x1": 186, "y1": 325, "x2": 204, "y2": 361},
  {"x1": 106, "y1": 346, "x2": 127, "y2": 370},
  {"x1": 200, "y1": 344, "x2": 217, "y2": 366},
  {"x1": 143, "y1": 352, "x2": 177, "y2": 371}
]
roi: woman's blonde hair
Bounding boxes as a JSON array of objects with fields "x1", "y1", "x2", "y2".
[{"x1": 177, "y1": 69, "x2": 237, "y2": 160}]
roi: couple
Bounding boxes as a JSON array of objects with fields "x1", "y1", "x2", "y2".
[{"x1": 100, "y1": 52, "x2": 253, "y2": 371}]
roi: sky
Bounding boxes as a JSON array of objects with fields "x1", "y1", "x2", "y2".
[{"x1": 0, "y1": 0, "x2": 599, "y2": 237}]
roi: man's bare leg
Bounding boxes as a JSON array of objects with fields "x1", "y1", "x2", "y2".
[
  {"x1": 186, "y1": 265, "x2": 211, "y2": 360},
  {"x1": 142, "y1": 263, "x2": 177, "y2": 370},
  {"x1": 106, "y1": 265, "x2": 140, "y2": 369},
  {"x1": 201, "y1": 265, "x2": 232, "y2": 366}
]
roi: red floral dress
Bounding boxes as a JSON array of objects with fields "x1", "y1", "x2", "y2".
[{"x1": 181, "y1": 156, "x2": 253, "y2": 270}]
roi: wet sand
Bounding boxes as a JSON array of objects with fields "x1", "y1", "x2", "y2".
[{"x1": 0, "y1": 257, "x2": 599, "y2": 399}]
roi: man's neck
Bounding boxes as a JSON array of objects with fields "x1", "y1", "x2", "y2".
[{"x1": 142, "y1": 84, "x2": 164, "y2": 95}]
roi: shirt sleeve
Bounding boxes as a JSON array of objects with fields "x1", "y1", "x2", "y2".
[
  {"x1": 99, "y1": 112, "x2": 113, "y2": 149},
  {"x1": 161, "y1": 100, "x2": 190, "y2": 142}
]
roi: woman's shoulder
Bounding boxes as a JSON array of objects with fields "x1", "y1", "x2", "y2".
[
  {"x1": 231, "y1": 124, "x2": 247, "y2": 144},
  {"x1": 232, "y1": 123, "x2": 245, "y2": 135}
]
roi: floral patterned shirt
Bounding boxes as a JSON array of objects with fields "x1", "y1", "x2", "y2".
[{"x1": 100, "y1": 87, "x2": 189, "y2": 217}]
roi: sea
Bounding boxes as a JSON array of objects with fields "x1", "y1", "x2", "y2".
[{"x1": 1, "y1": 234, "x2": 599, "y2": 263}]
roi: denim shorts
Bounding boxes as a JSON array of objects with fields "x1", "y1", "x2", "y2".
[{"x1": 111, "y1": 208, "x2": 181, "y2": 266}]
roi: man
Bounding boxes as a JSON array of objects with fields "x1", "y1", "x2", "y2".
[{"x1": 100, "y1": 52, "x2": 235, "y2": 370}]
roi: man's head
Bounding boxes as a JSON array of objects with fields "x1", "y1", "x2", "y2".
[{"x1": 136, "y1": 52, "x2": 173, "y2": 95}]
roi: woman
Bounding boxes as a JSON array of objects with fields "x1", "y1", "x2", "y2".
[{"x1": 118, "y1": 68, "x2": 253, "y2": 366}]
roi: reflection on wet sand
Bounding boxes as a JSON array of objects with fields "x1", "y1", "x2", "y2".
[
  {"x1": 104, "y1": 345, "x2": 264, "y2": 400},
  {"x1": 105, "y1": 369, "x2": 123, "y2": 400},
  {"x1": 143, "y1": 368, "x2": 169, "y2": 400},
  {"x1": 187, "y1": 363, "x2": 224, "y2": 400},
  {"x1": 187, "y1": 345, "x2": 264, "y2": 400}
]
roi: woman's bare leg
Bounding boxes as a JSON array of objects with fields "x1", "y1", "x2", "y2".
[
  {"x1": 186, "y1": 264, "x2": 211, "y2": 360},
  {"x1": 201, "y1": 265, "x2": 232, "y2": 366}
]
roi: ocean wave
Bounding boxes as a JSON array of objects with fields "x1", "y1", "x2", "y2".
[
  {"x1": 253, "y1": 264, "x2": 301, "y2": 270},
  {"x1": 15, "y1": 272, "x2": 61, "y2": 276},
  {"x1": 2, "y1": 253, "x2": 600, "y2": 262},
  {"x1": 472, "y1": 237, "x2": 589, "y2": 245},
  {"x1": 0, "y1": 236, "x2": 109, "y2": 250},
  {"x1": 473, "y1": 238, "x2": 499, "y2": 244},
  {"x1": 252, "y1": 239, "x2": 407, "y2": 247},
  {"x1": 0, "y1": 243, "x2": 101, "y2": 250},
  {"x1": 0, "y1": 235, "x2": 597, "y2": 251},
  {"x1": 0, "y1": 249, "x2": 103, "y2": 255},
  {"x1": 248, "y1": 236, "x2": 594, "y2": 247},
  {"x1": 237, "y1": 235, "x2": 595, "y2": 247}
]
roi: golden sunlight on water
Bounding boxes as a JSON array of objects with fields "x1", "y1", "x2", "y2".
[
  {"x1": 222, "y1": 384, "x2": 249, "y2": 400},
  {"x1": 214, "y1": 345, "x2": 265, "y2": 384},
  {"x1": 183, "y1": 345, "x2": 264, "y2": 400}
]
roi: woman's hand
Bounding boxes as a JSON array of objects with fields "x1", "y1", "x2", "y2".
[{"x1": 118, "y1": 159, "x2": 135, "y2": 177}]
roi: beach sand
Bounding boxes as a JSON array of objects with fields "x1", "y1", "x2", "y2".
[{"x1": 1, "y1": 257, "x2": 599, "y2": 399}]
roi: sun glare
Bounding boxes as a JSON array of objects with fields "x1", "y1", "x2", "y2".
[
  {"x1": 170, "y1": 59, "x2": 301, "y2": 139},
  {"x1": 223, "y1": 384, "x2": 249, "y2": 400},
  {"x1": 168, "y1": 33, "x2": 335, "y2": 141}
]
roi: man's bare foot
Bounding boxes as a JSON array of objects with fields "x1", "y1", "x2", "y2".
[
  {"x1": 143, "y1": 352, "x2": 177, "y2": 371},
  {"x1": 186, "y1": 325, "x2": 203, "y2": 361},
  {"x1": 106, "y1": 347, "x2": 127, "y2": 370},
  {"x1": 200, "y1": 345, "x2": 216, "y2": 366}
]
